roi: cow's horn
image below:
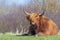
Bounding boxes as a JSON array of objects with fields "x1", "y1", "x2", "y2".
[
  {"x1": 40, "y1": 11, "x2": 44, "y2": 16},
  {"x1": 24, "y1": 11, "x2": 30, "y2": 15},
  {"x1": 39, "y1": 13, "x2": 44, "y2": 16},
  {"x1": 42, "y1": 11, "x2": 44, "y2": 15}
]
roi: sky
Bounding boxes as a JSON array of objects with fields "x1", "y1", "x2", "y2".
[
  {"x1": 5, "y1": 0, "x2": 31, "y2": 6},
  {"x1": 0, "y1": 0, "x2": 60, "y2": 6},
  {"x1": 0, "y1": 0, "x2": 32, "y2": 6},
  {"x1": 0, "y1": 0, "x2": 43, "y2": 6}
]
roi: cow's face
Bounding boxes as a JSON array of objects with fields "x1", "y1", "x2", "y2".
[{"x1": 25, "y1": 12, "x2": 43, "y2": 25}]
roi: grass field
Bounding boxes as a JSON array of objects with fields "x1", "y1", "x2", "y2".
[{"x1": 0, "y1": 33, "x2": 60, "y2": 40}]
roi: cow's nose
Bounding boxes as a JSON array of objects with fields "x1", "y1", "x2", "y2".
[{"x1": 32, "y1": 22, "x2": 35, "y2": 25}]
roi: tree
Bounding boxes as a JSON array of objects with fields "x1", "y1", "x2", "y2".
[{"x1": 45, "y1": 0, "x2": 57, "y2": 12}]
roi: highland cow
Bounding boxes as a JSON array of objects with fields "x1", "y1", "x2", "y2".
[{"x1": 25, "y1": 12, "x2": 58, "y2": 36}]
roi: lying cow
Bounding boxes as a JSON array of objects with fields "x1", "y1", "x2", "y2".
[{"x1": 25, "y1": 12, "x2": 58, "y2": 36}]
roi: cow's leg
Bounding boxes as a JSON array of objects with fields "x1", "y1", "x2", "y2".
[
  {"x1": 35, "y1": 31, "x2": 51, "y2": 36},
  {"x1": 35, "y1": 30, "x2": 43, "y2": 36},
  {"x1": 35, "y1": 32, "x2": 45, "y2": 36}
]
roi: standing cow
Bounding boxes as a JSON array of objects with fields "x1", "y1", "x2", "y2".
[{"x1": 25, "y1": 12, "x2": 58, "y2": 36}]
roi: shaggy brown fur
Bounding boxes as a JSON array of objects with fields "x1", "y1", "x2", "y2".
[{"x1": 26, "y1": 13, "x2": 58, "y2": 36}]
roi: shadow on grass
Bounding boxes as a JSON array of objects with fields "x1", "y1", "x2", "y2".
[{"x1": 16, "y1": 34, "x2": 35, "y2": 36}]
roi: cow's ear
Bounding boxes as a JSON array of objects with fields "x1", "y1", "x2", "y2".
[{"x1": 26, "y1": 14, "x2": 30, "y2": 20}]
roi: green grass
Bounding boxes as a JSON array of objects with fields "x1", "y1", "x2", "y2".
[{"x1": 0, "y1": 33, "x2": 60, "y2": 40}]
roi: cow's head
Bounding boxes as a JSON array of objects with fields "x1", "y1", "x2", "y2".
[{"x1": 25, "y1": 11, "x2": 44, "y2": 25}]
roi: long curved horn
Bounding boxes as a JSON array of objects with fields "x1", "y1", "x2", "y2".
[
  {"x1": 41, "y1": 11, "x2": 44, "y2": 15},
  {"x1": 24, "y1": 11, "x2": 30, "y2": 15},
  {"x1": 40, "y1": 9, "x2": 45, "y2": 16},
  {"x1": 39, "y1": 11, "x2": 44, "y2": 16}
]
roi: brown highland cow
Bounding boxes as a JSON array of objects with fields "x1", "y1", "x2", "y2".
[{"x1": 25, "y1": 12, "x2": 58, "y2": 36}]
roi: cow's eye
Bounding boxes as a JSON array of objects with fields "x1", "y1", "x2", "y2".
[{"x1": 35, "y1": 15, "x2": 38, "y2": 17}]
